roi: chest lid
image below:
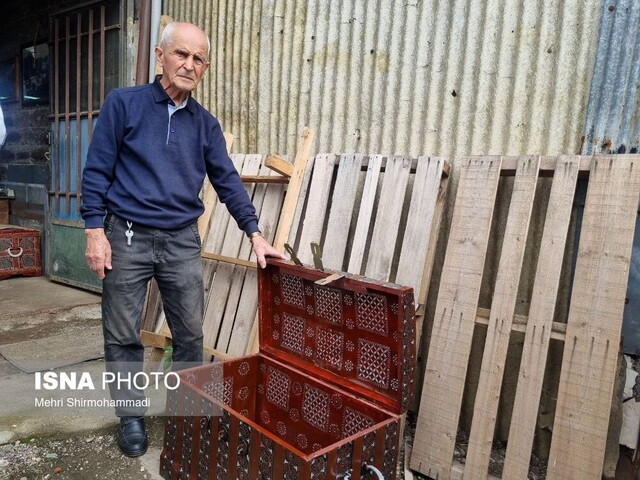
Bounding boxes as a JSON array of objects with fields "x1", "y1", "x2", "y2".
[{"x1": 258, "y1": 259, "x2": 416, "y2": 414}]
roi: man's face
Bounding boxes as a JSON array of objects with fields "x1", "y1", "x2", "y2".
[{"x1": 156, "y1": 23, "x2": 210, "y2": 100}]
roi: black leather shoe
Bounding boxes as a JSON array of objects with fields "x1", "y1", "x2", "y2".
[{"x1": 118, "y1": 416, "x2": 148, "y2": 457}]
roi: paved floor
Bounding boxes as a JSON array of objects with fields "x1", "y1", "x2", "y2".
[{"x1": 0, "y1": 276, "x2": 164, "y2": 479}]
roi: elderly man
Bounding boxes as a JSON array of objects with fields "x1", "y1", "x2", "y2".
[{"x1": 81, "y1": 22, "x2": 284, "y2": 457}]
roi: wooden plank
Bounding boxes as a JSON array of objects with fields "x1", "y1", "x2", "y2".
[
  {"x1": 464, "y1": 155, "x2": 540, "y2": 478},
  {"x1": 347, "y1": 155, "x2": 383, "y2": 274},
  {"x1": 202, "y1": 155, "x2": 262, "y2": 350},
  {"x1": 264, "y1": 154, "x2": 293, "y2": 177},
  {"x1": 546, "y1": 155, "x2": 640, "y2": 480},
  {"x1": 200, "y1": 252, "x2": 256, "y2": 269},
  {"x1": 396, "y1": 156, "x2": 446, "y2": 294},
  {"x1": 410, "y1": 156, "x2": 502, "y2": 480},
  {"x1": 246, "y1": 128, "x2": 315, "y2": 353},
  {"x1": 475, "y1": 307, "x2": 567, "y2": 341},
  {"x1": 227, "y1": 168, "x2": 286, "y2": 356},
  {"x1": 240, "y1": 175, "x2": 288, "y2": 184},
  {"x1": 296, "y1": 154, "x2": 338, "y2": 265},
  {"x1": 499, "y1": 155, "x2": 592, "y2": 175},
  {"x1": 365, "y1": 156, "x2": 412, "y2": 281},
  {"x1": 197, "y1": 131, "x2": 233, "y2": 239},
  {"x1": 502, "y1": 155, "x2": 579, "y2": 479},
  {"x1": 215, "y1": 158, "x2": 275, "y2": 354},
  {"x1": 321, "y1": 153, "x2": 364, "y2": 270},
  {"x1": 415, "y1": 165, "x2": 449, "y2": 349},
  {"x1": 140, "y1": 329, "x2": 171, "y2": 348}
]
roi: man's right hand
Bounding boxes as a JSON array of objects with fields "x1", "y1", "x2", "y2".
[{"x1": 85, "y1": 228, "x2": 112, "y2": 279}]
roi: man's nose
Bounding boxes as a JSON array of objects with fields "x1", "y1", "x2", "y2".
[{"x1": 183, "y1": 56, "x2": 194, "y2": 70}]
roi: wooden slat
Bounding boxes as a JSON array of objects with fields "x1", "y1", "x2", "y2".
[
  {"x1": 140, "y1": 329, "x2": 170, "y2": 348},
  {"x1": 411, "y1": 156, "x2": 502, "y2": 480},
  {"x1": 246, "y1": 128, "x2": 315, "y2": 353},
  {"x1": 264, "y1": 154, "x2": 293, "y2": 177},
  {"x1": 475, "y1": 307, "x2": 567, "y2": 341},
  {"x1": 499, "y1": 155, "x2": 593, "y2": 175},
  {"x1": 415, "y1": 165, "x2": 449, "y2": 348},
  {"x1": 321, "y1": 153, "x2": 364, "y2": 270},
  {"x1": 546, "y1": 155, "x2": 640, "y2": 480},
  {"x1": 347, "y1": 155, "x2": 383, "y2": 274},
  {"x1": 202, "y1": 155, "x2": 262, "y2": 350},
  {"x1": 197, "y1": 131, "x2": 234, "y2": 238},
  {"x1": 240, "y1": 175, "x2": 288, "y2": 184},
  {"x1": 200, "y1": 252, "x2": 256, "y2": 269},
  {"x1": 365, "y1": 155, "x2": 412, "y2": 281},
  {"x1": 464, "y1": 155, "x2": 540, "y2": 478},
  {"x1": 396, "y1": 156, "x2": 446, "y2": 294},
  {"x1": 227, "y1": 167, "x2": 286, "y2": 356},
  {"x1": 214, "y1": 156, "x2": 273, "y2": 354},
  {"x1": 296, "y1": 154, "x2": 338, "y2": 265},
  {"x1": 502, "y1": 155, "x2": 579, "y2": 479}
]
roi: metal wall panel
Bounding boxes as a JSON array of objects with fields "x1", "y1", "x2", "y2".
[
  {"x1": 163, "y1": 0, "x2": 603, "y2": 159},
  {"x1": 582, "y1": 0, "x2": 640, "y2": 155}
]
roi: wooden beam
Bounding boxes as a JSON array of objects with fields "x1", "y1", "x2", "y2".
[
  {"x1": 204, "y1": 346, "x2": 233, "y2": 361},
  {"x1": 475, "y1": 307, "x2": 567, "y2": 341},
  {"x1": 240, "y1": 175, "x2": 289, "y2": 184},
  {"x1": 264, "y1": 154, "x2": 294, "y2": 177},
  {"x1": 201, "y1": 251, "x2": 257, "y2": 269},
  {"x1": 499, "y1": 155, "x2": 592, "y2": 175},
  {"x1": 141, "y1": 329, "x2": 170, "y2": 348},
  {"x1": 141, "y1": 329, "x2": 234, "y2": 361}
]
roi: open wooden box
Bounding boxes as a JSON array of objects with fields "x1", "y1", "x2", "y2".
[{"x1": 160, "y1": 259, "x2": 415, "y2": 479}]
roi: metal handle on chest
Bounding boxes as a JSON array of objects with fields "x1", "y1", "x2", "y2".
[
  {"x1": 338, "y1": 463, "x2": 385, "y2": 480},
  {"x1": 7, "y1": 247, "x2": 23, "y2": 258}
]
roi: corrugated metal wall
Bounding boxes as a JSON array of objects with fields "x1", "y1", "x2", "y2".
[
  {"x1": 162, "y1": 0, "x2": 603, "y2": 159},
  {"x1": 582, "y1": 0, "x2": 640, "y2": 155}
]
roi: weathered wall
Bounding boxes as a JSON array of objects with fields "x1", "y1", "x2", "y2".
[{"x1": 0, "y1": 0, "x2": 80, "y2": 183}]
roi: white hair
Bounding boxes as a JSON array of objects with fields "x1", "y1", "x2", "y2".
[{"x1": 159, "y1": 22, "x2": 210, "y2": 55}]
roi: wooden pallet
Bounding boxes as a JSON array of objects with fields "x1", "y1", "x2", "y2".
[
  {"x1": 410, "y1": 155, "x2": 640, "y2": 480},
  {"x1": 246, "y1": 153, "x2": 450, "y2": 354},
  {"x1": 141, "y1": 129, "x2": 313, "y2": 360}
]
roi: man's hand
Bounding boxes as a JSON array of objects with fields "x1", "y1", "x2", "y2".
[
  {"x1": 250, "y1": 234, "x2": 286, "y2": 269},
  {"x1": 85, "y1": 228, "x2": 112, "y2": 279}
]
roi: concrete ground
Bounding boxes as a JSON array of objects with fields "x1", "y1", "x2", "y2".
[{"x1": 0, "y1": 277, "x2": 164, "y2": 480}]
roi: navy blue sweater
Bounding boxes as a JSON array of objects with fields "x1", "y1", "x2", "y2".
[{"x1": 81, "y1": 77, "x2": 259, "y2": 234}]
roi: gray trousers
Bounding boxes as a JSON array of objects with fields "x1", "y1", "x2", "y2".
[{"x1": 101, "y1": 213, "x2": 204, "y2": 416}]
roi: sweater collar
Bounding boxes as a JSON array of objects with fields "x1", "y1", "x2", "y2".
[{"x1": 151, "y1": 75, "x2": 196, "y2": 114}]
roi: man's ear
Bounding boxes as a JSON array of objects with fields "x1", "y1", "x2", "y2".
[{"x1": 155, "y1": 46, "x2": 164, "y2": 66}]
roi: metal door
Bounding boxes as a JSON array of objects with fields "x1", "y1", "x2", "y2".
[{"x1": 49, "y1": 0, "x2": 122, "y2": 291}]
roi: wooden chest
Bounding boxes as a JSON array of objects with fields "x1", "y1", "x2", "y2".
[
  {"x1": 160, "y1": 259, "x2": 416, "y2": 479},
  {"x1": 0, "y1": 225, "x2": 42, "y2": 280}
]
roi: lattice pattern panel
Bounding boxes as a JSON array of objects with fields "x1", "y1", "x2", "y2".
[
  {"x1": 357, "y1": 338, "x2": 391, "y2": 389},
  {"x1": 281, "y1": 313, "x2": 306, "y2": 354},
  {"x1": 281, "y1": 273, "x2": 305, "y2": 307},
  {"x1": 266, "y1": 366, "x2": 291, "y2": 411},
  {"x1": 342, "y1": 406, "x2": 375, "y2": 438},
  {"x1": 355, "y1": 292, "x2": 388, "y2": 335},
  {"x1": 315, "y1": 326, "x2": 344, "y2": 370},
  {"x1": 314, "y1": 285, "x2": 344, "y2": 325},
  {"x1": 303, "y1": 384, "x2": 330, "y2": 432}
]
